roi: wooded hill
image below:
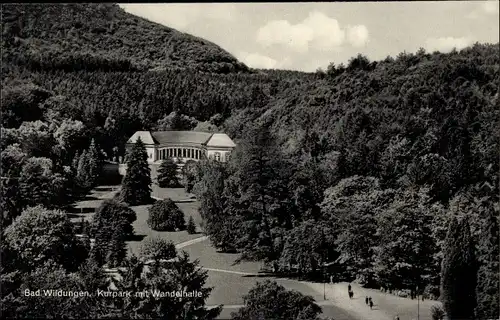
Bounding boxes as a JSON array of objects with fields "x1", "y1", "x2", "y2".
[
  {"x1": 1, "y1": 3, "x2": 249, "y2": 73},
  {"x1": 1, "y1": 4, "x2": 499, "y2": 318}
]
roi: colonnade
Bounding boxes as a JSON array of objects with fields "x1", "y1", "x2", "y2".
[{"x1": 156, "y1": 147, "x2": 206, "y2": 161}]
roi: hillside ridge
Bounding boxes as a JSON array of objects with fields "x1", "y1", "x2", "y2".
[{"x1": 1, "y1": 3, "x2": 249, "y2": 73}]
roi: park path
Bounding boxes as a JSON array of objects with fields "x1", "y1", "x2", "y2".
[
  {"x1": 82, "y1": 186, "x2": 439, "y2": 320},
  {"x1": 303, "y1": 281, "x2": 441, "y2": 320},
  {"x1": 175, "y1": 236, "x2": 208, "y2": 249}
]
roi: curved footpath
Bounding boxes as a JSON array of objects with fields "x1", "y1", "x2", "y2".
[{"x1": 79, "y1": 187, "x2": 440, "y2": 320}]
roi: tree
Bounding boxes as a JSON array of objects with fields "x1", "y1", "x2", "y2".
[
  {"x1": 375, "y1": 188, "x2": 439, "y2": 295},
  {"x1": 53, "y1": 118, "x2": 86, "y2": 163},
  {"x1": 475, "y1": 199, "x2": 499, "y2": 319},
  {"x1": 120, "y1": 137, "x2": 152, "y2": 205},
  {"x1": 12, "y1": 265, "x2": 93, "y2": 319},
  {"x1": 114, "y1": 252, "x2": 222, "y2": 319},
  {"x1": 139, "y1": 237, "x2": 177, "y2": 263},
  {"x1": 18, "y1": 157, "x2": 54, "y2": 208},
  {"x1": 182, "y1": 159, "x2": 198, "y2": 193},
  {"x1": 320, "y1": 176, "x2": 388, "y2": 285},
  {"x1": 192, "y1": 160, "x2": 231, "y2": 249},
  {"x1": 147, "y1": 199, "x2": 185, "y2": 231},
  {"x1": 156, "y1": 111, "x2": 198, "y2": 131},
  {"x1": 16, "y1": 120, "x2": 55, "y2": 158},
  {"x1": 76, "y1": 149, "x2": 92, "y2": 191},
  {"x1": 157, "y1": 158, "x2": 179, "y2": 188},
  {"x1": 187, "y1": 216, "x2": 197, "y2": 234},
  {"x1": 91, "y1": 200, "x2": 136, "y2": 266},
  {"x1": 440, "y1": 216, "x2": 478, "y2": 320},
  {"x1": 87, "y1": 138, "x2": 100, "y2": 187},
  {"x1": 92, "y1": 199, "x2": 136, "y2": 238},
  {"x1": 231, "y1": 280, "x2": 322, "y2": 320},
  {"x1": 3, "y1": 206, "x2": 88, "y2": 272},
  {"x1": 230, "y1": 123, "x2": 293, "y2": 263},
  {"x1": 279, "y1": 220, "x2": 336, "y2": 276},
  {"x1": 1, "y1": 144, "x2": 27, "y2": 227}
]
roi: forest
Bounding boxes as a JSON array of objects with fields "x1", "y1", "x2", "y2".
[{"x1": 1, "y1": 3, "x2": 499, "y2": 320}]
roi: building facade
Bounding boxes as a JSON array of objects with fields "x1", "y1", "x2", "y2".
[{"x1": 124, "y1": 130, "x2": 236, "y2": 165}]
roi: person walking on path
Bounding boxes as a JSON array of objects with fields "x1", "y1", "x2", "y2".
[
  {"x1": 348, "y1": 290, "x2": 354, "y2": 299},
  {"x1": 365, "y1": 296, "x2": 369, "y2": 305},
  {"x1": 348, "y1": 283, "x2": 352, "y2": 291},
  {"x1": 369, "y1": 298, "x2": 374, "y2": 310}
]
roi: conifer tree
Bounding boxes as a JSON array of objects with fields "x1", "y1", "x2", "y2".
[
  {"x1": 157, "y1": 157, "x2": 179, "y2": 188},
  {"x1": 87, "y1": 138, "x2": 100, "y2": 187},
  {"x1": 71, "y1": 150, "x2": 80, "y2": 171},
  {"x1": 76, "y1": 149, "x2": 92, "y2": 191},
  {"x1": 231, "y1": 123, "x2": 292, "y2": 262},
  {"x1": 475, "y1": 204, "x2": 499, "y2": 319},
  {"x1": 440, "y1": 216, "x2": 478, "y2": 320},
  {"x1": 120, "y1": 137, "x2": 151, "y2": 205},
  {"x1": 187, "y1": 216, "x2": 196, "y2": 234}
]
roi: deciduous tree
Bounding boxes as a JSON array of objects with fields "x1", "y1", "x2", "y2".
[{"x1": 231, "y1": 280, "x2": 322, "y2": 320}]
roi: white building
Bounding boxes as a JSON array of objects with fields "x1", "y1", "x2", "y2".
[{"x1": 124, "y1": 130, "x2": 236, "y2": 164}]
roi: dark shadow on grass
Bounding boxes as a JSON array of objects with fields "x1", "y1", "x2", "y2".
[
  {"x1": 67, "y1": 207, "x2": 95, "y2": 214},
  {"x1": 66, "y1": 213, "x2": 84, "y2": 219},
  {"x1": 95, "y1": 186, "x2": 115, "y2": 192},
  {"x1": 83, "y1": 196, "x2": 100, "y2": 201},
  {"x1": 242, "y1": 273, "x2": 276, "y2": 279},
  {"x1": 128, "y1": 234, "x2": 147, "y2": 242},
  {"x1": 174, "y1": 199, "x2": 197, "y2": 203}
]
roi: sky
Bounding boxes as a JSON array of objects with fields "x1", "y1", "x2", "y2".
[{"x1": 119, "y1": 1, "x2": 499, "y2": 72}]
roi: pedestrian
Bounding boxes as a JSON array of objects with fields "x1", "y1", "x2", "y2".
[
  {"x1": 369, "y1": 299, "x2": 373, "y2": 309},
  {"x1": 365, "y1": 296, "x2": 369, "y2": 305},
  {"x1": 348, "y1": 283, "x2": 352, "y2": 291},
  {"x1": 348, "y1": 290, "x2": 353, "y2": 299}
]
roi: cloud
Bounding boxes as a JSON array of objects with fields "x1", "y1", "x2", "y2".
[
  {"x1": 425, "y1": 37, "x2": 473, "y2": 52},
  {"x1": 481, "y1": 0, "x2": 499, "y2": 14},
  {"x1": 256, "y1": 11, "x2": 351, "y2": 53},
  {"x1": 238, "y1": 52, "x2": 277, "y2": 69},
  {"x1": 347, "y1": 25, "x2": 369, "y2": 47},
  {"x1": 466, "y1": 1, "x2": 499, "y2": 19},
  {"x1": 119, "y1": 4, "x2": 236, "y2": 30},
  {"x1": 237, "y1": 52, "x2": 293, "y2": 70}
]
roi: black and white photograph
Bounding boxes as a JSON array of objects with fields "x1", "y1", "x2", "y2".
[{"x1": 1, "y1": 2, "x2": 499, "y2": 320}]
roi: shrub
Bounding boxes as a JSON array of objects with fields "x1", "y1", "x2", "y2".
[
  {"x1": 187, "y1": 216, "x2": 196, "y2": 234},
  {"x1": 431, "y1": 305, "x2": 445, "y2": 320},
  {"x1": 92, "y1": 199, "x2": 136, "y2": 238},
  {"x1": 231, "y1": 280, "x2": 322, "y2": 320},
  {"x1": 139, "y1": 237, "x2": 176, "y2": 262},
  {"x1": 147, "y1": 199, "x2": 185, "y2": 231}
]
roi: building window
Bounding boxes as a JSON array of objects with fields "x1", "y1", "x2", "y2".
[
  {"x1": 226, "y1": 152, "x2": 231, "y2": 162},
  {"x1": 214, "y1": 152, "x2": 221, "y2": 162}
]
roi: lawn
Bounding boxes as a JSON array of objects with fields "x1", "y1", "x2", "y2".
[
  {"x1": 70, "y1": 185, "x2": 205, "y2": 257},
  {"x1": 180, "y1": 240, "x2": 264, "y2": 274},
  {"x1": 126, "y1": 204, "x2": 203, "y2": 257}
]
